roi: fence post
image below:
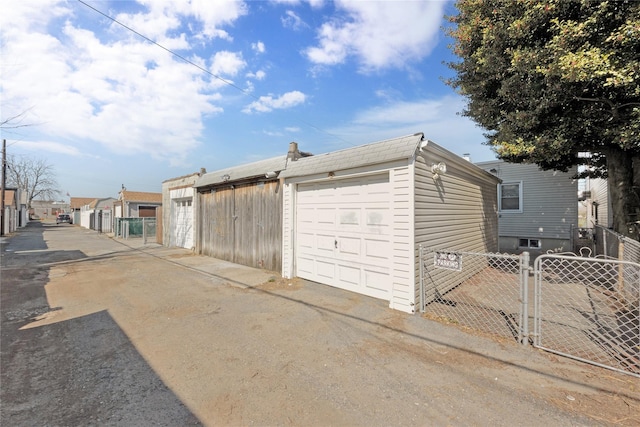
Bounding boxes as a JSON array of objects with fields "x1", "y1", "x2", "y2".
[
  {"x1": 520, "y1": 251, "x2": 530, "y2": 345},
  {"x1": 419, "y1": 245, "x2": 425, "y2": 313},
  {"x1": 143, "y1": 218, "x2": 147, "y2": 244}
]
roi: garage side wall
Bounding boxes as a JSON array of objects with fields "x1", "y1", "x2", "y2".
[{"x1": 414, "y1": 145, "x2": 500, "y2": 304}]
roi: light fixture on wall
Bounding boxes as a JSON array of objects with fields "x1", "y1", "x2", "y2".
[{"x1": 431, "y1": 162, "x2": 447, "y2": 179}]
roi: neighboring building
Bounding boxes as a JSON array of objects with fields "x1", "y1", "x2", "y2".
[
  {"x1": 162, "y1": 171, "x2": 205, "y2": 250},
  {"x1": 476, "y1": 160, "x2": 578, "y2": 256},
  {"x1": 582, "y1": 177, "x2": 611, "y2": 229},
  {"x1": 80, "y1": 198, "x2": 117, "y2": 232},
  {"x1": 279, "y1": 133, "x2": 499, "y2": 313},
  {"x1": 116, "y1": 190, "x2": 162, "y2": 218},
  {"x1": 2, "y1": 188, "x2": 27, "y2": 234},
  {"x1": 70, "y1": 197, "x2": 96, "y2": 225},
  {"x1": 30, "y1": 200, "x2": 70, "y2": 221}
]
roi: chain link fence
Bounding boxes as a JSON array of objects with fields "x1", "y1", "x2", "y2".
[
  {"x1": 534, "y1": 254, "x2": 640, "y2": 377},
  {"x1": 419, "y1": 246, "x2": 640, "y2": 378},
  {"x1": 419, "y1": 247, "x2": 529, "y2": 344},
  {"x1": 594, "y1": 225, "x2": 640, "y2": 263}
]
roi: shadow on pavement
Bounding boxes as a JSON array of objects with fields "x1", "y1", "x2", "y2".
[{"x1": 0, "y1": 223, "x2": 201, "y2": 426}]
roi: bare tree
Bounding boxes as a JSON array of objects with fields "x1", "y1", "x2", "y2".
[{"x1": 7, "y1": 154, "x2": 60, "y2": 209}]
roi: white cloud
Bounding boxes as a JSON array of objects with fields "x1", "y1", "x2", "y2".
[
  {"x1": 246, "y1": 70, "x2": 266, "y2": 80},
  {"x1": 328, "y1": 95, "x2": 495, "y2": 161},
  {"x1": 13, "y1": 140, "x2": 86, "y2": 157},
  {"x1": 0, "y1": 0, "x2": 224, "y2": 164},
  {"x1": 210, "y1": 51, "x2": 246, "y2": 77},
  {"x1": 281, "y1": 10, "x2": 308, "y2": 31},
  {"x1": 242, "y1": 91, "x2": 307, "y2": 113},
  {"x1": 285, "y1": 127, "x2": 300, "y2": 132},
  {"x1": 252, "y1": 41, "x2": 266, "y2": 54},
  {"x1": 134, "y1": 0, "x2": 248, "y2": 40},
  {"x1": 305, "y1": 1, "x2": 445, "y2": 72},
  {"x1": 272, "y1": 0, "x2": 325, "y2": 8}
]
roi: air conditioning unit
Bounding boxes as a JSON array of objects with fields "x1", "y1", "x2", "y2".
[{"x1": 578, "y1": 190, "x2": 591, "y2": 201}]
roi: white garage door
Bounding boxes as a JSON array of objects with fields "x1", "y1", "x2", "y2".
[
  {"x1": 295, "y1": 173, "x2": 392, "y2": 300},
  {"x1": 173, "y1": 199, "x2": 193, "y2": 249}
]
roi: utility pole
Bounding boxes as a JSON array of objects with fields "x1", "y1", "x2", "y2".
[{"x1": 1, "y1": 139, "x2": 6, "y2": 236}]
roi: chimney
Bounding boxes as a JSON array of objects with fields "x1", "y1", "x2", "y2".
[
  {"x1": 287, "y1": 142, "x2": 301, "y2": 161},
  {"x1": 462, "y1": 153, "x2": 471, "y2": 162},
  {"x1": 200, "y1": 167, "x2": 207, "y2": 175}
]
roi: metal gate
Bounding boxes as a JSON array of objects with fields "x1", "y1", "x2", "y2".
[
  {"x1": 420, "y1": 246, "x2": 640, "y2": 378},
  {"x1": 534, "y1": 254, "x2": 640, "y2": 378},
  {"x1": 419, "y1": 247, "x2": 530, "y2": 344}
]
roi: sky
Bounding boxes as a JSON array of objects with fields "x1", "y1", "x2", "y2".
[{"x1": 1, "y1": 0, "x2": 498, "y2": 199}]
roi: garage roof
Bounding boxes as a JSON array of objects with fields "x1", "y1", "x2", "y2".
[
  {"x1": 194, "y1": 155, "x2": 289, "y2": 188},
  {"x1": 279, "y1": 133, "x2": 424, "y2": 178}
]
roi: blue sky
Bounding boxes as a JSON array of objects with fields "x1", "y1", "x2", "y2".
[{"x1": 1, "y1": 0, "x2": 497, "y2": 199}]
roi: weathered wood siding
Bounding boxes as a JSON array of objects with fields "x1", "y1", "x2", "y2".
[
  {"x1": 415, "y1": 144, "x2": 500, "y2": 305},
  {"x1": 198, "y1": 181, "x2": 282, "y2": 271}
]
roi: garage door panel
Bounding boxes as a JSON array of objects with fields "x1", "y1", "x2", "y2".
[
  {"x1": 172, "y1": 199, "x2": 193, "y2": 249},
  {"x1": 364, "y1": 269, "x2": 390, "y2": 292},
  {"x1": 337, "y1": 264, "x2": 361, "y2": 286},
  {"x1": 338, "y1": 209, "x2": 359, "y2": 226},
  {"x1": 316, "y1": 260, "x2": 336, "y2": 280},
  {"x1": 363, "y1": 239, "x2": 389, "y2": 259},
  {"x1": 317, "y1": 208, "x2": 336, "y2": 226},
  {"x1": 295, "y1": 173, "x2": 392, "y2": 301},
  {"x1": 316, "y1": 234, "x2": 336, "y2": 253},
  {"x1": 366, "y1": 209, "x2": 390, "y2": 228},
  {"x1": 297, "y1": 231, "x2": 315, "y2": 250},
  {"x1": 339, "y1": 236, "x2": 361, "y2": 256},
  {"x1": 296, "y1": 256, "x2": 315, "y2": 275}
]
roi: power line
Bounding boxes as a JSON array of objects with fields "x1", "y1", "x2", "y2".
[{"x1": 76, "y1": 0, "x2": 353, "y2": 146}]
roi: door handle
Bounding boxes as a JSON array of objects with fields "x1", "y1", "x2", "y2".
[{"x1": 335, "y1": 239, "x2": 338, "y2": 249}]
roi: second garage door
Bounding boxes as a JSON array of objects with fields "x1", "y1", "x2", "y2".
[
  {"x1": 172, "y1": 199, "x2": 194, "y2": 249},
  {"x1": 295, "y1": 173, "x2": 392, "y2": 300}
]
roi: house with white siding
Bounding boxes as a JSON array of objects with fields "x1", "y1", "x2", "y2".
[
  {"x1": 280, "y1": 133, "x2": 500, "y2": 314},
  {"x1": 476, "y1": 160, "x2": 578, "y2": 255},
  {"x1": 582, "y1": 177, "x2": 611, "y2": 228}
]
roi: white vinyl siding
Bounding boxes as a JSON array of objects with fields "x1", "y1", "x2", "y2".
[
  {"x1": 589, "y1": 178, "x2": 610, "y2": 228},
  {"x1": 281, "y1": 182, "x2": 295, "y2": 279},
  {"x1": 389, "y1": 165, "x2": 414, "y2": 311},
  {"x1": 414, "y1": 145, "x2": 500, "y2": 305}
]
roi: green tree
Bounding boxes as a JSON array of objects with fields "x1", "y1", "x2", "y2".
[{"x1": 447, "y1": 0, "x2": 640, "y2": 238}]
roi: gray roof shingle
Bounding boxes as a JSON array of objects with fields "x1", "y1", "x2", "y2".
[
  {"x1": 194, "y1": 155, "x2": 289, "y2": 188},
  {"x1": 279, "y1": 133, "x2": 424, "y2": 178}
]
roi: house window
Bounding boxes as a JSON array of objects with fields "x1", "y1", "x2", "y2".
[
  {"x1": 519, "y1": 238, "x2": 541, "y2": 249},
  {"x1": 499, "y1": 182, "x2": 522, "y2": 212}
]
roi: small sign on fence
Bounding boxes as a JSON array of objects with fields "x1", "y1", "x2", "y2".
[{"x1": 434, "y1": 251, "x2": 462, "y2": 271}]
